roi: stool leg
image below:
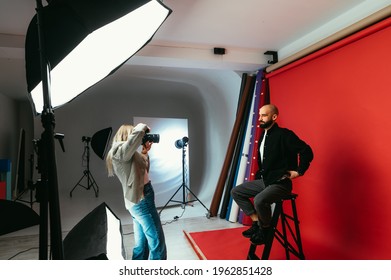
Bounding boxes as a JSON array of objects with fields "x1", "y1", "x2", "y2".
[
  {"x1": 274, "y1": 198, "x2": 305, "y2": 259},
  {"x1": 279, "y1": 205, "x2": 291, "y2": 259},
  {"x1": 247, "y1": 244, "x2": 259, "y2": 260},
  {"x1": 261, "y1": 201, "x2": 282, "y2": 260},
  {"x1": 246, "y1": 194, "x2": 305, "y2": 260},
  {"x1": 291, "y1": 198, "x2": 305, "y2": 259}
]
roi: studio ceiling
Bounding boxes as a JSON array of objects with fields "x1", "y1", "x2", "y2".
[{"x1": 0, "y1": 0, "x2": 389, "y2": 101}]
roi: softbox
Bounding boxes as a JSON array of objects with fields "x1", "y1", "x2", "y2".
[
  {"x1": 0, "y1": 199, "x2": 40, "y2": 236},
  {"x1": 63, "y1": 202, "x2": 125, "y2": 259},
  {"x1": 91, "y1": 127, "x2": 112, "y2": 160}
]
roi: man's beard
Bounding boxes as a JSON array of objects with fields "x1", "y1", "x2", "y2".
[{"x1": 260, "y1": 120, "x2": 273, "y2": 129}]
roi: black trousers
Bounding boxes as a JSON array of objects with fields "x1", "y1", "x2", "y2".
[{"x1": 231, "y1": 178, "x2": 292, "y2": 227}]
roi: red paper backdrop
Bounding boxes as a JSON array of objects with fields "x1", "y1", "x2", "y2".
[
  {"x1": 266, "y1": 17, "x2": 391, "y2": 259},
  {"x1": 0, "y1": 181, "x2": 6, "y2": 199}
]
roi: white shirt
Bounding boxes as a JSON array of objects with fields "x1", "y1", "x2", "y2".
[{"x1": 259, "y1": 130, "x2": 267, "y2": 163}]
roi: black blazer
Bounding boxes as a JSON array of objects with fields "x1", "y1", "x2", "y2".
[{"x1": 256, "y1": 123, "x2": 314, "y2": 186}]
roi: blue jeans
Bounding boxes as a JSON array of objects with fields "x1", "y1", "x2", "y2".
[{"x1": 128, "y1": 182, "x2": 167, "y2": 260}]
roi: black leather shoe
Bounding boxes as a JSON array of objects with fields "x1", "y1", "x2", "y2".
[
  {"x1": 242, "y1": 222, "x2": 260, "y2": 238},
  {"x1": 250, "y1": 227, "x2": 272, "y2": 245},
  {"x1": 250, "y1": 231, "x2": 265, "y2": 245}
]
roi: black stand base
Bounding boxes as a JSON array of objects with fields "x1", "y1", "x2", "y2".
[
  {"x1": 159, "y1": 183, "x2": 210, "y2": 219},
  {"x1": 69, "y1": 170, "x2": 99, "y2": 197},
  {"x1": 14, "y1": 181, "x2": 36, "y2": 208}
]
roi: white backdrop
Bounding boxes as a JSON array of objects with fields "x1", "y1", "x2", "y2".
[{"x1": 133, "y1": 116, "x2": 189, "y2": 207}]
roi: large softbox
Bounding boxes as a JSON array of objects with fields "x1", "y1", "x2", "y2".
[
  {"x1": 0, "y1": 199, "x2": 40, "y2": 236},
  {"x1": 25, "y1": 0, "x2": 172, "y2": 114},
  {"x1": 63, "y1": 202, "x2": 125, "y2": 259}
]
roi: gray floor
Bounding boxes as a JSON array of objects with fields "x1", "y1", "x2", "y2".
[{"x1": 0, "y1": 203, "x2": 244, "y2": 260}]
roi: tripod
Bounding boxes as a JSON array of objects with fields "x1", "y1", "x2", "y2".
[
  {"x1": 70, "y1": 137, "x2": 99, "y2": 197},
  {"x1": 159, "y1": 141, "x2": 210, "y2": 218}
]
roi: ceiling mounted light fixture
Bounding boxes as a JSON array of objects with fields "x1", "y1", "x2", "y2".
[{"x1": 26, "y1": 0, "x2": 172, "y2": 114}]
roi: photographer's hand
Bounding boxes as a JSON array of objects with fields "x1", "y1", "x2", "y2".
[{"x1": 142, "y1": 141, "x2": 152, "y2": 154}]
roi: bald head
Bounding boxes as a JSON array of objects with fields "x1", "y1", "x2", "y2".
[
  {"x1": 259, "y1": 104, "x2": 279, "y2": 129},
  {"x1": 262, "y1": 104, "x2": 279, "y2": 116}
]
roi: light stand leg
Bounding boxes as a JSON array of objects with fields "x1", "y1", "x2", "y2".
[
  {"x1": 69, "y1": 171, "x2": 88, "y2": 197},
  {"x1": 69, "y1": 170, "x2": 100, "y2": 197},
  {"x1": 86, "y1": 170, "x2": 99, "y2": 197},
  {"x1": 37, "y1": 176, "x2": 48, "y2": 259},
  {"x1": 158, "y1": 183, "x2": 210, "y2": 217},
  {"x1": 182, "y1": 184, "x2": 210, "y2": 216},
  {"x1": 158, "y1": 184, "x2": 184, "y2": 215}
]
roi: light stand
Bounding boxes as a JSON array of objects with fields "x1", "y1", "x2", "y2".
[
  {"x1": 35, "y1": 0, "x2": 64, "y2": 259},
  {"x1": 70, "y1": 137, "x2": 99, "y2": 197},
  {"x1": 25, "y1": 0, "x2": 171, "y2": 259},
  {"x1": 159, "y1": 137, "x2": 210, "y2": 218}
]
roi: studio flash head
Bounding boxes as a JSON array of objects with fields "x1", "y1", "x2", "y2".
[{"x1": 175, "y1": 136, "x2": 189, "y2": 149}]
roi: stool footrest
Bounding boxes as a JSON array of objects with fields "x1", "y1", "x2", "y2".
[{"x1": 247, "y1": 193, "x2": 305, "y2": 260}]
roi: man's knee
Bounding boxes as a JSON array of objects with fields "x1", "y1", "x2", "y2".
[{"x1": 253, "y1": 195, "x2": 268, "y2": 208}]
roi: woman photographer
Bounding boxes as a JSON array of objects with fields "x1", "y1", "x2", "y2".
[{"x1": 106, "y1": 123, "x2": 166, "y2": 260}]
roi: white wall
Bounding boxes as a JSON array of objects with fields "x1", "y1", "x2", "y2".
[{"x1": 32, "y1": 65, "x2": 242, "y2": 230}]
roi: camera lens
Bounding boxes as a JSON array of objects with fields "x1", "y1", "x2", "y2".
[{"x1": 142, "y1": 133, "x2": 160, "y2": 145}]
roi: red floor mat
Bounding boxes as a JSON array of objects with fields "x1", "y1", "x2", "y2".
[{"x1": 184, "y1": 227, "x2": 287, "y2": 260}]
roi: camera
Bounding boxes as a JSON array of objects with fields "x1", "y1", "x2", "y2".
[{"x1": 142, "y1": 133, "x2": 160, "y2": 145}]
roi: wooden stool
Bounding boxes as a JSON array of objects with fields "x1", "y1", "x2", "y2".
[{"x1": 247, "y1": 193, "x2": 305, "y2": 260}]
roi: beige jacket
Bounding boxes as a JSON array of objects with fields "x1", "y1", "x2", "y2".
[{"x1": 110, "y1": 123, "x2": 149, "y2": 209}]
